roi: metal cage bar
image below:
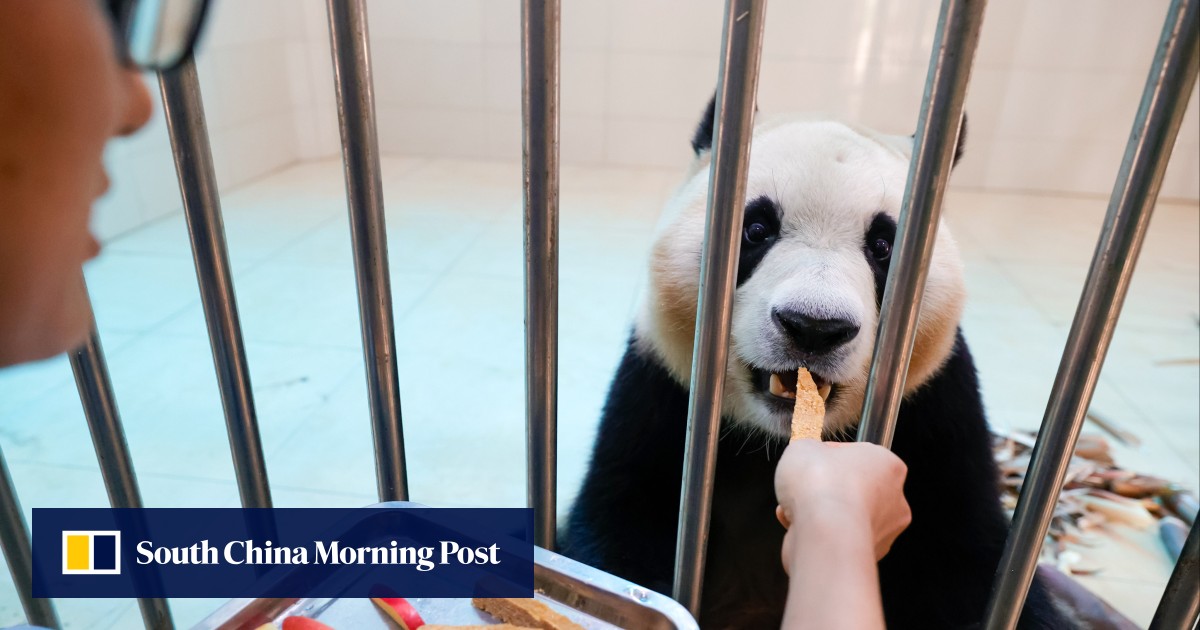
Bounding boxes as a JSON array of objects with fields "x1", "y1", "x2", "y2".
[
  {"x1": 521, "y1": 0, "x2": 561, "y2": 550},
  {"x1": 856, "y1": 0, "x2": 987, "y2": 448},
  {"x1": 0, "y1": 447, "x2": 59, "y2": 628},
  {"x1": 159, "y1": 59, "x2": 273, "y2": 510},
  {"x1": 325, "y1": 0, "x2": 409, "y2": 503},
  {"x1": 983, "y1": 0, "x2": 1199, "y2": 626},
  {"x1": 1149, "y1": 519, "x2": 1200, "y2": 630},
  {"x1": 672, "y1": 0, "x2": 767, "y2": 616},
  {"x1": 70, "y1": 324, "x2": 174, "y2": 629}
]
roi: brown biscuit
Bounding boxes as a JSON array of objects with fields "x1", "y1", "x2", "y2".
[
  {"x1": 790, "y1": 367, "x2": 824, "y2": 441},
  {"x1": 471, "y1": 597, "x2": 584, "y2": 630}
]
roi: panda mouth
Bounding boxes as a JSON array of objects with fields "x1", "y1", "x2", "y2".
[{"x1": 750, "y1": 367, "x2": 834, "y2": 406}]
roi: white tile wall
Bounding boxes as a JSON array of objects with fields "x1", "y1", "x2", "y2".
[
  {"x1": 94, "y1": 0, "x2": 1199, "y2": 244},
  {"x1": 92, "y1": 0, "x2": 314, "y2": 242},
  {"x1": 346, "y1": 0, "x2": 1198, "y2": 199}
]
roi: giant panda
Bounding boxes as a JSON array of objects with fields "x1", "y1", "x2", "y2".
[{"x1": 560, "y1": 102, "x2": 1075, "y2": 629}]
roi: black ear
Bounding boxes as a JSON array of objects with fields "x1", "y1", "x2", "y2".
[
  {"x1": 953, "y1": 112, "x2": 968, "y2": 166},
  {"x1": 691, "y1": 95, "x2": 717, "y2": 155},
  {"x1": 910, "y1": 111, "x2": 968, "y2": 167}
]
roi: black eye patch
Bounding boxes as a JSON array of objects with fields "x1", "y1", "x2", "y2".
[
  {"x1": 737, "y1": 196, "x2": 781, "y2": 285},
  {"x1": 863, "y1": 212, "x2": 897, "y2": 306}
]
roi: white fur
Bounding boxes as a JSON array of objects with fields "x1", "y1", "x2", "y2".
[{"x1": 636, "y1": 116, "x2": 966, "y2": 437}]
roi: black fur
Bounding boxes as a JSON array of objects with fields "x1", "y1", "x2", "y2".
[
  {"x1": 738, "y1": 196, "x2": 782, "y2": 285},
  {"x1": 693, "y1": 95, "x2": 967, "y2": 166},
  {"x1": 955, "y1": 113, "x2": 969, "y2": 165},
  {"x1": 560, "y1": 341, "x2": 788, "y2": 628},
  {"x1": 561, "y1": 333, "x2": 1073, "y2": 629},
  {"x1": 914, "y1": 113, "x2": 969, "y2": 166},
  {"x1": 864, "y1": 212, "x2": 898, "y2": 306},
  {"x1": 691, "y1": 94, "x2": 761, "y2": 155},
  {"x1": 691, "y1": 96, "x2": 718, "y2": 155}
]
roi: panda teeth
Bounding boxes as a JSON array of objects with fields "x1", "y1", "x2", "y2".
[
  {"x1": 818, "y1": 384, "x2": 832, "y2": 401},
  {"x1": 769, "y1": 373, "x2": 796, "y2": 399}
]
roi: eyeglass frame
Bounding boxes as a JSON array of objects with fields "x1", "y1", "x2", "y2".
[{"x1": 106, "y1": 0, "x2": 214, "y2": 72}]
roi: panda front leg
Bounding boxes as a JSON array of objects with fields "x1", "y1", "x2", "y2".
[
  {"x1": 560, "y1": 339, "x2": 692, "y2": 594},
  {"x1": 562, "y1": 338, "x2": 793, "y2": 626}
]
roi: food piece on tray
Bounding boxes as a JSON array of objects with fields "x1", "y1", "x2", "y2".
[
  {"x1": 472, "y1": 597, "x2": 584, "y2": 630},
  {"x1": 790, "y1": 367, "x2": 824, "y2": 441},
  {"x1": 281, "y1": 617, "x2": 335, "y2": 630},
  {"x1": 371, "y1": 596, "x2": 426, "y2": 629}
]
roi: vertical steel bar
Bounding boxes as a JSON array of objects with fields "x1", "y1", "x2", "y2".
[
  {"x1": 159, "y1": 60, "x2": 273, "y2": 510},
  {"x1": 70, "y1": 324, "x2": 174, "y2": 630},
  {"x1": 856, "y1": 0, "x2": 987, "y2": 448},
  {"x1": 983, "y1": 0, "x2": 1199, "y2": 626},
  {"x1": 521, "y1": 0, "x2": 561, "y2": 551},
  {"x1": 672, "y1": 0, "x2": 767, "y2": 616},
  {"x1": 1149, "y1": 519, "x2": 1200, "y2": 630},
  {"x1": 325, "y1": 0, "x2": 408, "y2": 501},
  {"x1": 0, "y1": 447, "x2": 59, "y2": 628}
]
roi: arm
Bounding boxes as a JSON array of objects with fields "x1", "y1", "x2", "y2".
[{"x1": 780, "y1": 508, "x2": 886, "y2": 630}]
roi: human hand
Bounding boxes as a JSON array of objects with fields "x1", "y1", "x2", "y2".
[{"x1": 774, "y1": 440, "x2": 911, "y2": 569}]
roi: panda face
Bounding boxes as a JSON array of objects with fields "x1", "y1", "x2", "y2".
[{"x1": 637, "y1": 117, "x2": 966, "y2": 438}]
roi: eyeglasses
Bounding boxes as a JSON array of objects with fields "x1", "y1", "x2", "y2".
[{"x1": 106, "y1": 0, "x2": 213, "y2": 72}]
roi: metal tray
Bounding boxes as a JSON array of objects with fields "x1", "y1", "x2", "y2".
[{"x1": 194, "y1": 502, "x2": 697, "y2": 630}]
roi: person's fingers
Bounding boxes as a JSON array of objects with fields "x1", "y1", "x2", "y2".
[
  {"x1": 873, "y1": 497, "x2": 913, "y2": 560},
  {"x1": 775, "y1": 504, "x2": 790, "y2": 528},
  {"x1": 876, "y1": 526, "x2": 905, "y2": 560},
  {"x1": 780, "y1": 533, "x2": 794, "y2": 575},
  {"x1": 775, "y1": 439, "x2": 914, "y2": 563},
  {"x1": 782, "y1": 437, "x2": 824, "y2": 456}
]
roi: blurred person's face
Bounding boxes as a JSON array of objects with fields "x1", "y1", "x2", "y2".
[{"x1": 0, "y1": 0, "x2": 153, "y2": 367}]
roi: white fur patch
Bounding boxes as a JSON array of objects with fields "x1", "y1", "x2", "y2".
[{"x1": 636, "y1": 116, "x2": 966, "y2": 437}]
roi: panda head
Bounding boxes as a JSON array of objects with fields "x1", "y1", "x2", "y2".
[{"x1": 635, "y1": 103, "x2": 968, "y2": 439}]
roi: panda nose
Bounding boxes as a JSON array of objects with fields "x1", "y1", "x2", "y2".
[{"x1": 772, "y1": 309, "x2": 860, "y2": 355}]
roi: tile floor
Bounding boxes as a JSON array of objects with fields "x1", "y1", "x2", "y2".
[{"x1": 0, "y1": 157, "x2": 1195, "y2": 628}]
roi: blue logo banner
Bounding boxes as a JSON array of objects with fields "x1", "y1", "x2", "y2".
[{"x1": 32, "y1": 508, "x2": 534, "y2": 598}]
